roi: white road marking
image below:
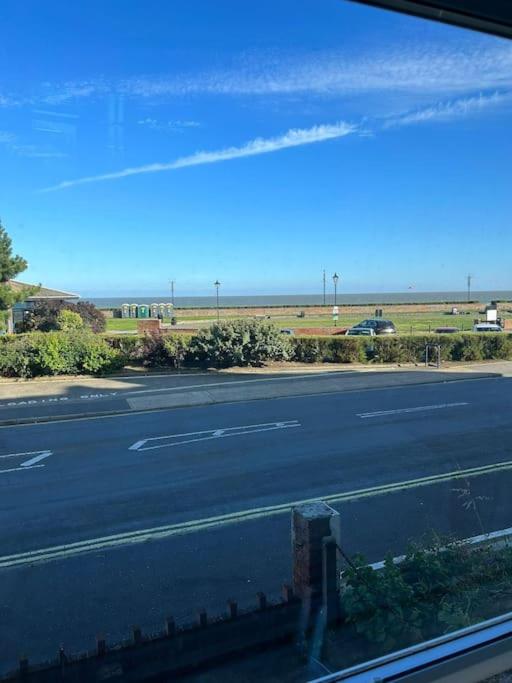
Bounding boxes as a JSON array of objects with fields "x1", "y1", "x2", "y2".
[
  {"x1": 0, "y1": 375, "x2": 497, "y2": 430},
  {"x1": 0, "y1": 465, "x2": 46, "y2": 475},
  {"x1": 0, "y1": 450, "x2": 52, "y2": 474},
  {"x1": 357, "y1": 402, "x2": 469, "y2": 419},
  {"x1": 0, "y1": 372, "x2": 350, "y2": 409},
  {"x1": 20, "y1": 451, "x2": 52, "y2": 467},
  {"x1": 129, "y1": 420, "x2": 301, "y2": 451},
  {"x1": 3, "y1": 456, "x2": 512, "y2": 569}
]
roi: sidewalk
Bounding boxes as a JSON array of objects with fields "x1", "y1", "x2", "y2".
[{"x1": 0, "y1": 361, "x2": 507, "y2": 425}]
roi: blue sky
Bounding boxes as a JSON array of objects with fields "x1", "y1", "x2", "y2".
[{"x1": 0, "y1": 0, "x2": 511, "y2": 297}]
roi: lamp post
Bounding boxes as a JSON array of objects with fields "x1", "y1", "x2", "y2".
[
  {"x1": 214, "y1": 280, "x2": 221, "y2": 322},
  {"x1": 332, "y1": 272, "x2": 339, "y2": 306},
  {"x1": 170, "y1": 280, "x2": 175, "y2": 307}
]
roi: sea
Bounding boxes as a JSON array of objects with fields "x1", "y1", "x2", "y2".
[{"x1": 86, "y1": 291, "x2": 512, "y2": 309}]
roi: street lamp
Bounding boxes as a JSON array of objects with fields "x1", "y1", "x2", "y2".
[
  {"x1": 332, "y1": 272, "x2": 339, "y2": 306},
  {"x1": 214, "y1": 280, "x2": 221, "y2": 322}
]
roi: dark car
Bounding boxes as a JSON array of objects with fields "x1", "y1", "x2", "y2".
[{"x1": 353, "y1": 319, "x2": 397, "y2": 335}]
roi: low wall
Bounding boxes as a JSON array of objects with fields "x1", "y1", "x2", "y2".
[
  {"x1": 294, "y1": 327, "x2": 348, "y2": 336},
  {"x1": 2, "y1": 590, "x2": 301, "y2": 682}
]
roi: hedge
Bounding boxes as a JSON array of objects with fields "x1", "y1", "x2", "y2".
[
  {"x1": 1, "y1": 330, "x2": 511, "y2": 378},
  {"x1": 0, "y1": 332, "x2": 123, "y2": 378},
  {"x1": 290, "y1": 333, "x2": 512, "y2": 364}
]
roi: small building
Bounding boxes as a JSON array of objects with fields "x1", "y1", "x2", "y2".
[{"x1": 8, "y1": 280, "x2": 79, "y2": 332}]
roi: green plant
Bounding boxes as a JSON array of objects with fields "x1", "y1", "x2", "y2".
[
  {"x1": 163, "y1": 334, "x2": 191, "y2": 368},
  {"x1": 0, "y1": 331, "x2": 122, "y2": 377},
  {"x1": 189, "y1": 320, "x2": 292, "y2": 367},
  {"x1": 56, "y1": 309, "x2": 85, "y2": 331},
  {"x1": 291, "y1": 337, "x2": 321, "y2": 363},
  {"x1": 341, "y1": 538, "x2": 512, "y2": 649}
]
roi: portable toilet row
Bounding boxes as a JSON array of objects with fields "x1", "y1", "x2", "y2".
[
  {"x1": 150, "y1": 303, "x2": 174, "y2": 318},
  {"x1": 121, "y1": 303, "x2": 173, "y2": 319}
]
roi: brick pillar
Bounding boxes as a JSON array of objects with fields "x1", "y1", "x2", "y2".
[{"x1": 292, "y1": 502, "x2": 340, "y2": 618}]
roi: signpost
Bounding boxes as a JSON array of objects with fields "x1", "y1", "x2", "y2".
[{"x1": 332, "y1": 306, "x2": 339, "y2": 327}]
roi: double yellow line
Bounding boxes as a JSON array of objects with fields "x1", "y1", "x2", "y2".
[{"x1": 2, "y1": 457, "x2": 511, "y2": 570}]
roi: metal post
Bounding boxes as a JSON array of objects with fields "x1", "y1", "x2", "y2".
[
  {"x1": 214, "y1": 280, "x2": 220, "y2": 322},
  {"x1": 323, "y1": 270, "x2": 326, "y2": 306},
  {"x1": 332, "y1": 273, "x2": 339, "y2": 306},
  {"x1": 170, "y1": 280, "x2": 175, "y2": 307}
]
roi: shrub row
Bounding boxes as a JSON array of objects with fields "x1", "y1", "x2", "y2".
[
  {"x1": 1, "y1": 328, "x2": 511, "y2": 378},
  {"x1": 0, "y1": 332, "x2": 123, "y2": 378},
  {"x1": 290, "y1": 332, "x2": 512, "y2": 364}
]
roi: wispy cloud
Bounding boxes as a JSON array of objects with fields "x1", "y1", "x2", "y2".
[
  {"x1": 383, "y1": 90, "x2": 512, "y2": 128},
  {"x1": 41, "y1": 121, "x2": 357, "y2": 192},
  {"x1": 120, "y1": 41, "x2": 512, "y2": 99},
  {"x1": 4, "y1": 39, "x2": 512, "y2": 110},
  {"x1": 137, "y1": 118, "x2": 201, "y2": 132}
]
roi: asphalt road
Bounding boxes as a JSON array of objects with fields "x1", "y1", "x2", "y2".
[{"x1": 2, "y1": 375, "x2": 512, "y2": 671}]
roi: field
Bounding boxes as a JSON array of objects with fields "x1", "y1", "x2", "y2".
[{"x1": 105, "y1": 309, "x2": 479, "y2": 334}]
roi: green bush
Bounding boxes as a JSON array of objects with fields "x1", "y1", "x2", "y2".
[
  {"x1": 163, "y1": 334, "x2": 191, "y2": 368},
  {"x1": 103, "y1": 334, "x2": 140, "y2": 360},
  {"x1": 56, "y1": 309, "x2": 85, "y2": 331},
  {"x1": 189, "y1": 320, "x2": 292, "y2": 368},
  {"x1": 342, "y1": 538, "x2": 512, "y2": 650},
  {"x1": 291, "y1": 332, "x2": 512, "y2": 365},
  {"x1": 325, "y1": 337, "x2": 367, "y2": 363},
  {"x1": 292, "y1": 337, "x2": 321, "y2": 363},
  {"x1": 0, "y1": 332, "x2": 122, "y2": 378}
]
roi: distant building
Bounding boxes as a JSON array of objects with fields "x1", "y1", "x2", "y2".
[{"x1": 8, "y1": 280, "x2": 79, "y2": 332}]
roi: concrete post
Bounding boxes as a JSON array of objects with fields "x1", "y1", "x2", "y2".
[{"x1": 292, "y1": 501, "x2": 340, "y2": 609}]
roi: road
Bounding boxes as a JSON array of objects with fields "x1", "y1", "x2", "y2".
[{"x1": 1, "y1": 374, "x2": 512, "y2": 671}]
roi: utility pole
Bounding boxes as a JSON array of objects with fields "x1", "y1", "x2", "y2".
[
  {"x1": 323, "y1": 270, "x2": 326, "y2": 306},
  {"x1": 170, "y1": 280, "x2": 175, "y2": 306},
  {"x1": 467, "y1": 274, "x2": 473, "y2": 303}
]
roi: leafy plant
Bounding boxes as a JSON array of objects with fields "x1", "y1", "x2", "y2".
[
  {"x1": 56, "y1": 309, "x2": 85, "y2": 331},
  {"x1": 18, "y1": 300, "x2": 106, "y2": 333},
  {"x1": 189, "y1": 320, "x2": 292, "y2": 367},
  {"x1": 341, "y1": 537, "x2": 512, "y2": 649}
]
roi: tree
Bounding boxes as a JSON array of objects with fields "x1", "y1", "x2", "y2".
[
  {"x1": 0, "y1": 220, "x2": 31, "y2": 330},
  {"x1": 17, "y1": 300, "x2": 106, "y2": 334}
]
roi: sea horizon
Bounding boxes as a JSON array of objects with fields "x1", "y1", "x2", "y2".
[{"x1": 85, "y1": 290, "x2": 512, "y2": 309}]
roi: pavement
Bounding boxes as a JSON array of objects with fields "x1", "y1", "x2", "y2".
[
  {"x1": 0, "y1": 360, "x2": 508, "y2": 424},
  {"x1": 2, "y1": 368, "x2": 512, "y2": 675}
]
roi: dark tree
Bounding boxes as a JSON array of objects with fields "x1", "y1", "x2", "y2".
[{"x1": 17, "y1": 300, "x2": 106, "y2": 333}]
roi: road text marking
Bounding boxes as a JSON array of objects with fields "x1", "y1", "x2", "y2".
[
  {"x1": 129, "y1": 420, "x2": 301, "y2": 451},
  {"x1": 357, "y1": 402, "x2": 469, "y2": 419}
]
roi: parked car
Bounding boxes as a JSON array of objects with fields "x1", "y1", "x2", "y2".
[
  {"x1": 435, "y1": 327, "x2": 460, "y2": 334},
  {"x1": 345, "y1": 327, "x2": 375, "y2": 336},
  {"x1": 473, "y1": 323, "x2": 502, "y2": 333},
  {"x1": 352, "y1": 319, "x2": 396, "y2": 335}
]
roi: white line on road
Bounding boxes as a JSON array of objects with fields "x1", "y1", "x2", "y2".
[
  {"x1": 20, "y1": 451, "x2": 52, "y2": 467},
  {"x1": 357, "y1": 402, "x2": 469, "y2": 419},
  {"x1": 0, "y1": 449, "x2": 50, "y2": 460},
  {"x1": 0, "y1": 372, "x2": 351, "y2": 409},
  {"x1": 129, "y1": 420, "x2": 301, "y2": 451},
  {"x1": 0, "y1": 450, "x2": 52, "y2": 475},
  {"x1": 3, "y1": 456, "x2": 512, "y2": 569}
]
